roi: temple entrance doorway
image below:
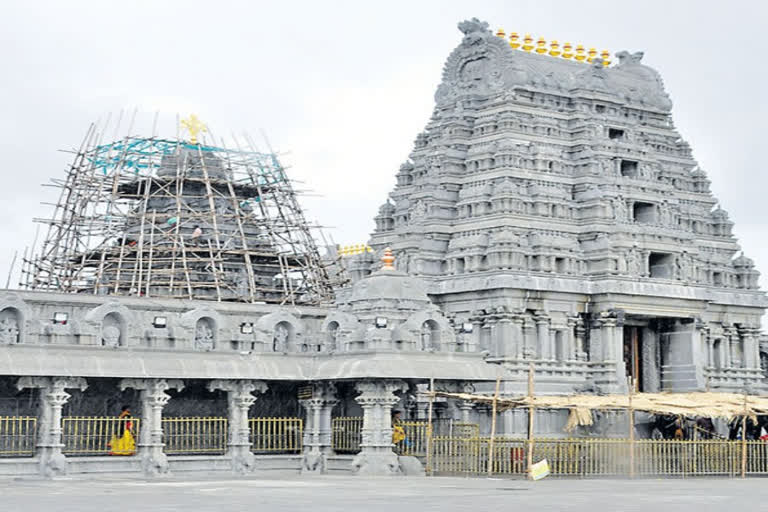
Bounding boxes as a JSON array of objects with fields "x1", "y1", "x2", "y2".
[
  {"x1": 623, "y1": 326, "x2": 643, "y2": 392},
  {"x1": 622, "y1": 319, "x2": 663, "y2": 393}
]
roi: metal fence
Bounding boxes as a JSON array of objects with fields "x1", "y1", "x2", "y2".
[
  {"x1": 62, "y1": 417, "x2": 139, "y2": 456},
  {"x1": 249, "y1": 417, "x2": 303, "y2": 454},
  {"x1": 396, "y1": 421, "x2": 480, "y2": 457},
  {"x1": 162, "y1": 417, "x2": 228, "y2": 455},
  {"x1": 0, "y1": 416, "x2": 36, "y2": 457},
  {"x1": 430, "y1": 437, "x2": 768, "y2": 477},
  {"x1": 332, "y1": 417, "x2": 363, "y2": 453}
]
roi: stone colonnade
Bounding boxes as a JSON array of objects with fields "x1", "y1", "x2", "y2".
[{"x1": 13, "y1": 376, "x2": 415, "y2": 478}]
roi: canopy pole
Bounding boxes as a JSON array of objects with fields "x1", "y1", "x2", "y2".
[
  {"x1": 526, "y1": 363, "x2": 535, "y2": 480},
  {"x1": 628, "y1": 376, "x2": 635, "y2": 478},
  {"x1": 426, "y1": 377, "x2": 435, "y2": 476},
  {"x1": 487, "y1": 374, "x2": 501, "y2": 476},
  {"x1": 741, "y1": 392, "x2": 748, "y2": 479}
]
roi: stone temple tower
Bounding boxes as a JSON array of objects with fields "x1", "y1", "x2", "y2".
[
  {"x1": 23, "y1": 118, "x2": 333, "y2": 306},
  {"x1": 367, "y1": 19, "x2": 767, "y2": 400}
]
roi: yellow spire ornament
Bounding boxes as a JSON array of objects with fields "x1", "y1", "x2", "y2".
[
  {"x1": 496, "y1": 28, "x2": 506, "y2": 38},
  {"x1": 574, "y1": 44, "x2": 586, "y2": 62},
  {"x1": 587, "y1": 47, "x2": 597, "y2": 63},
  {"x1": 509, "y1": 32, "x2": 520, "y2": 49},
  {"x1": 180, "y1": 114, "x2": 207, "y2": 145},
  {"x1": 562, "y1": 42, "x2": 574, "y2": 59},
  {"x1": 600, "y1": 49, "x2": 611, "y2": 67},
  {"x1": 535, "y1": 37, "x2": 547, "y2": 54},
  {"x1": 548, "y1": 40, "x2": 561, "y2": 57},
  {"x1": 522, "y1": 34, "x2": 534, "y2": 52}
]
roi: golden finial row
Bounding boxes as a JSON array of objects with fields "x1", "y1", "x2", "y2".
[
  {"x1": 495, "y1": 29, "x2": 611, "y2": 67},
  {"x1": 338, "y1": 244, "x2": 373, "y2": 257}
]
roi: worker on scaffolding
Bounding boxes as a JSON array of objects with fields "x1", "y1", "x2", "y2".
[{"x1": 191, "y1": 225, "x2": 203, "y2": 246}]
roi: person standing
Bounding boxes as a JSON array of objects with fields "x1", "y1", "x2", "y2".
[{"x1": 108, "y1": 405, "x2": 136, "y2": 456}]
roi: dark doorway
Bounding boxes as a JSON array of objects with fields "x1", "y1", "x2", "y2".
[{"x1": 623, "y1": 327, "x2": 644, "y2": 392}]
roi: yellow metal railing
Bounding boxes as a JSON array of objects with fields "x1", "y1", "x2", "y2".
[
  {"x1": 332, "y1": 417, "x2": 363, "y2": 453},
  {"x1": 249, "y1": 417, "x2": 303, "y2": 454},
  {"x1": 0, "y1": 416, "x2": 36, "y2": 457},
  {"x1": 395, "y1": 421, "x2": 480, "y2": 457},
  {"x1": 396, "y1": 421, "x2": 429, "y2": 457},
  {"x1": 61, "y1": 416, "x2": 139, "y2": 456},
  {"x1": 429, "y1": 437, "x2": 768, "y2": 477},
  {"x1": 162, "y1": 417, "x2": 227, "y2": 455}
]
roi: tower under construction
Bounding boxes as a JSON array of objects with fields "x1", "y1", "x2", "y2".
[{"x1": 21, "y1": 115, "x2": 333, "y2": 305}]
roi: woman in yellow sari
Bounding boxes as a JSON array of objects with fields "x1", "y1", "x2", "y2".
[{"x1": 108, "y1": 405, "x2": 136, "y2": 456}]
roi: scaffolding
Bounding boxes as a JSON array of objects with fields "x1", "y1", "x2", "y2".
[{"x1": 21, "y1": 116, "x2": 334, "y2": 305}]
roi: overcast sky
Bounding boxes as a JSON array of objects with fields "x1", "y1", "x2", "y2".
[{"x1": 1, "y1": 0, "x2": 766, "y2": 293}]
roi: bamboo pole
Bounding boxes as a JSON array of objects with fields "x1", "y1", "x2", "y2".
[
  {"x1": 741, "y1": 392, "x2": 748, "y2": 478},
  {"x1": 628, "y1": 376, "x2": 635, "y2": 478},
  {"x1": 487, "y1": 374, "x2": 501, "y2": 476},
  {"x1": 426, "y1": 378, "x2": 435, "y2": 476},
  {"x1": 526, "y1": 363, "x2": 535, "y2": 480}
]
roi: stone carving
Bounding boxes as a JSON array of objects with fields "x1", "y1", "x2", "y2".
[
  {"x1": 676, "y1": 252, "x2": 694, "y2": 281},
  {"x1": 420, "y1": 322, "x2": 438, "y2": 351},
  {"x1": 16, "y1": 376, "x2": 88, "y2": 478},
  {"x1": 624, "y1": 246, "x2": 643, "y2": 276},
  {"x1": 409, "y1": 200, "x2": 427, "y2": 223},
  {"x1": 209, "y1": 380, "x2": 267, "y2": 474},
  {"x1": 0, "y1": 316, "x2": 19, "y2": 345},
  {"x1": 612, "y1": 197, "x2": 628, "y2": 222},
  {"x1": 434, "y1": 19, "x2": 511, "y2": 104},
  {"x1": 273, "y1": 323, "x2": 289, "y2": 352},
  {"x1": 576, "y1": 58, "x2": 610, "y2": 92},
  {"x1": 194, "y1": 318, "x2": 215, "y2": 351},
  {"x1": 119, "y1": 378, "x2": 184, "y2": 477},
  {"x1": 614, "y1": 50, "x2": 672, "y2": 110},
  {"x1": 101, "y1": 325, "x2": 120, "y2": 348}
]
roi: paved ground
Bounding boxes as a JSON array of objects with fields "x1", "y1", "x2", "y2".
[{"x1": 1, "y1": 473, "x2": 767, "y2": 512}]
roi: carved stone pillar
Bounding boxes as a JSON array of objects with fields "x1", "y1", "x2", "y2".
[
  {"x1": 725, "y1": 326, "x2": 741, "y2": 368},
  {"x1": 120, "y1": 378, "x2": 184, "y2": 477},
  {"x1": 740, "y1": 326, "x2": 759, "y2": 369},
  {"x1": 352, "y1": 379, "x2": 406, "y2": 475},
  {"x1": 511, "y1": 311, "x2": 525, "y2": 359},
  {"x1": 588, "y1": 316, "x2": 603, "y2": 362},
  {"x1": 16, "y1": 377, "x2": 88, "y2": 478},
  {"x1": 458, "y1": 382, "x2": 475, "y2": 424},
  {"x1": 496, "y1": 312, "x2": 513, "y2": 358},
  {"x1": 565, "y1": 315, "x2": 578, "y2": 361},
  {"x1": 720, "y1": 335, "x2": 731, "y2": 369},
  {"x1": 574, "y1": 317, "x2": 587, "y2": 361},
  {"x1": 298, "y1": 382, "x2": 338, "y2": 474},
  {"x1": 706, "y1": 337, "x2": 715, "y2": 369},
  {"x1": 470, "y1": 313, "x2": 483, "y2": 352},
  {"x1": 482, "y1": 316, "x2": 497, "y2": 354},
  {"x1": 535, "y1": 312, "x2": 551, "y2": 360},
  {"x1": 601, "y1": 317, "x2": 617, "y2": 361},
  {"x1": 208, "y1": 379, "x2": 268, "y2": 474}
]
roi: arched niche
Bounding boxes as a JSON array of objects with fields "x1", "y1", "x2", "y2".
[
  {"x1": 180, "y1": 308, "x2": 228, "y2": 350},
  {"x1": 101, "y1": 312, "x2": 126, "y2": 347},
  {"x1": 195, "y1": 317, "x2": 216, "y2": 351},
  {"x1": 403, "y1": 310, "x2": 456, "y2": 351},
  {"x1": 320, "y1": 312, "x2": 359, "y2": 352},
  {"x1": 326, "y1": 321, "x2": 340, "y2": 352},
  {"x1": 420, "y1": 319, "x2": 441, "y2": 351},
  {"x1": 254, "y1": 312, "x2": 305, "y2": 352},
  {"x1": 0, "y1": 307, "x2": 21, "y2": 345},
  {"x1": 272, "y1": 320, "x2": 292, "y2": 352},
  {"x1": 0, "y1": 293, "x2": 30, "y2": 344},
  {"x1": 84, "y1": 302, "x2": 136, "y2": 345}
]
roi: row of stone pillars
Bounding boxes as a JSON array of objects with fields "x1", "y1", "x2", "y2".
[{"x1": 15, "y1": 376, "x2": 410, "y2": 478}]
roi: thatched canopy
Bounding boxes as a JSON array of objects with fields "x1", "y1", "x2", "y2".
[{"x1": 431, "y1": 391, "x2": 768, "y2": 431}]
